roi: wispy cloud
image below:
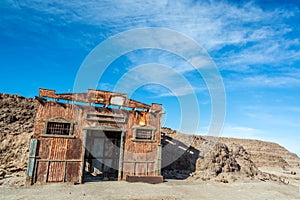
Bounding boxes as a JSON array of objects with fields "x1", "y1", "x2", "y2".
[
  {"x1": 242, "y1": 106, "x2": 300, "y2": 128},
  {"x1": 113, "y1": 63, "x2": 203, "y2": 97},
  {"x1": 222, "y1": 74, "x2": 300, "y2": 90},
  {"x1": 142, "y1": 84, "x2": 206, "y2": 98},
  {"x1": 243, "y1": 75, "x2": 300, "y2": 87},
  {"x1": 4, "y1": 0, "x2": 299, "y2": 70},
  {"x1": 222, "y1": 125, "x2": 263, "y2": 139}
]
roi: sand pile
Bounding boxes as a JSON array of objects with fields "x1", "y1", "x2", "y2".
[{"x1": 0, "y1": 93, "x2": 38, "y2": 186}]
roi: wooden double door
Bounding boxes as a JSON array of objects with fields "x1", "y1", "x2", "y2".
[{"x1": 84, "y1": 130, "x2": 122, "y2": 181}]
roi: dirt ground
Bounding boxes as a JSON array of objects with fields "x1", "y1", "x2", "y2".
[{"x1": 1, "y1": 179, "x2": 300, "y2": 200}]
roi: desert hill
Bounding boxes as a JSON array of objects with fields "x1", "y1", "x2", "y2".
[
  {"x1": 0, "y1": 93, "x2": 299, "y2": 186},
  {"x1": 215, "y1": 137, "x2": 300, "y2": 168}
]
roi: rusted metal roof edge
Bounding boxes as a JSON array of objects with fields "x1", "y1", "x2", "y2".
[{"x1": 38, "y1": 88, "x2": 151, "y2": 110}]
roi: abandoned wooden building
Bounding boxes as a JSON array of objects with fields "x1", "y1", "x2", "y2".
[{"x1": 26, "y1": 88, "x2": 164, "y2": 184}]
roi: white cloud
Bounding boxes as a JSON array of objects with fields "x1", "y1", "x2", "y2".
[
  {"x1": 219, "y1": 37, "x2": 300, "y2": 70},
  {"x1": 243, "y1": 75, "x2": 300, "y2": 87},
  {"x1": 114, "y1": 63, "x2": 201, "y2": 97},
  {"x1": 145, "y1": 84, "x2": 206, "y2": 98},
  {"x1": 222, "y1": 125, "x2": 263, "y2": 139},
  {"x1": 97, "y1": 82, "x2": 114, "y2": 91},
  {"x1": 8, "y1": 0, "x2": 299, "y2": 67}
]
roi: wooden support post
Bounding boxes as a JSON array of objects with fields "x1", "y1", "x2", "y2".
[
  {"x1": 63, "y1": 161, "x2": 67, "y2": 182},
  {"x1": 118, "y1": 131, "x2": 125, "y2": 181},
  {"x1": 80, "y1": 130, "x2": 87, "y2": 183},
  {"x1": 46, "y1": 161, "x2": 50, "y2": 182},
  {"x1": 157, "y1": 144, "x2": 162, "y2": 176}
]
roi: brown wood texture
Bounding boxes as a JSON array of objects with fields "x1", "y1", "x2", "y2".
[
  {"x1": 65, "y1": 162, "x2": 80, "y2": 182},
  {"x1": 49, "y1": 138, "x2": 67, "y2": 160},
  {"x1": 35, "y1": 161, "x2": 47, "y2": 183},
  {"x1": 37, "y1": 139, "x2": 51, "y2": 159},
  {"x1": 147, "y1": 163, "x2": 155, "y2": 176},
  {"x1": 33, "y1": 102, "x2": 80, "y2": 137},
  {"x1": 48, "y1": 162, "x2": 64, "y2": 182},
  {"x1": 122, "y1": 163, "x2": 135, "y2": 178},
  {"x1": 136, "y1": 163, "x2": 147, "y2": 176},
  {"x1": 66, "y1": 139, "x2": 82, "y2": 160}
]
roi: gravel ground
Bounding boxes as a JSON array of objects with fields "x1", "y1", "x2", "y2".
[{"x1": 1, "y1": 179, "x2": 300, "y2": 200}]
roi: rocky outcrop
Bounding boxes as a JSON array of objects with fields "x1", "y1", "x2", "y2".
[
  {"x1": 0, "y1": 93, "x2": 38, "y2": 186},
  {"x1": 215, "y1": 137, "x2": 299, "y2": 168}
]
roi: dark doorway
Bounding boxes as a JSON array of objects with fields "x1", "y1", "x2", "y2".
[{"x1": 83, "y1": 130, "x2": 122, "y2": 182}]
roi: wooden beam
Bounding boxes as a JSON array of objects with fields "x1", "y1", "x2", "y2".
[{"x1": 80, "y1": 130, "x2": 87, "y2": 184}]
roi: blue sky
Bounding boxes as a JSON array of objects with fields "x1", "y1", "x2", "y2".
[{"x1": 0, "y1": 0, "x2": 300, "y2": 155}]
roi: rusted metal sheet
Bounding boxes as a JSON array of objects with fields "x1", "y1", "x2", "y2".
[
  {"x1": 35, "y1": 161, "x2": 47, "y2": 183},
  {"x1": 66, "y1": 139, "x2": 82, "y2": 160},
  {"x1": 49, "y1": 138, "x2": 67, "y2": 160},
  {"x1": 39, "y1": 88, "x2": 56, "y2": 98},
  {"x1": 48, "y1": 162, "x2": 64, "y2": 182},
  {"x1": 65, "y1": 162, "x2": 80, "y2": 182},
  {"x1": 37, "y1": 139, "x2": 51, "y2": 159}
]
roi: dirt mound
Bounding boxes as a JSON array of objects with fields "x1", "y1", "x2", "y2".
[
  {"x1": 162, "y1": 130, "x2": 294, "y2": 184},
  {"x1": 190, "y1": 142, "x2": 272, "y2": 183},
  {"x1": 0, "y1": 93, "x2": 38, "y2": 186},
  {"x1": 195, "y1": 143, "x2": 242, "y2": 174}
]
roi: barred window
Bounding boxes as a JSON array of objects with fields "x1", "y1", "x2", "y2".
[
  {"x1": 43, "y1": 118, "x2": 74, "y2": 136},
  {"x1": 46, "y1": 122, "x2": 71, "y2": 135},
  {"x1": 133, "y1": 126, "x2": 156, "y2": 142},
  {"x1": 135, "y1": 129, "x2": 153, "y2": 140}
]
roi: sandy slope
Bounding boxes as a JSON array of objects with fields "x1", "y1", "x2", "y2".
[{"x1": 1, "y1": 180, "x2": 300, "y2": 200}]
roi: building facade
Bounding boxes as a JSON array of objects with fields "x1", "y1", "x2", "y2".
[{"x1": 26, "y1": 88, "x2": 163, "y2": 184}]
